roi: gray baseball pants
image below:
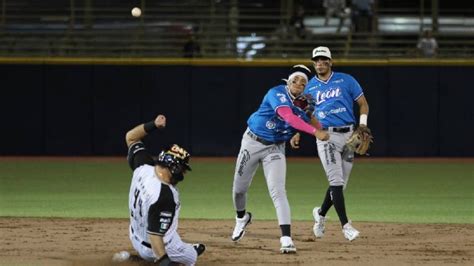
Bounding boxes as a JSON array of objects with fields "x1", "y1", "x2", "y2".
[
  {"x1": 232, "y1": 128, "x2": 291, "y2": 225},
  {"x1": 316, "y1": 127, "x2": 354, "y2": 189}
]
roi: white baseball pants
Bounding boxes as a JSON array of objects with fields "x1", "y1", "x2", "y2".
[{"x1": 129, "y1": 226, "x2": 197, "y2": 265}]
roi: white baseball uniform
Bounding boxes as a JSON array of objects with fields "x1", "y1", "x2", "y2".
[{"x1": 127, "y1": 142, "x2": 197, "y2": 265}]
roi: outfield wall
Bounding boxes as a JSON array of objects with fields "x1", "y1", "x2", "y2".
[{"x1": 1, "y1": 58, "x2": 473, "y2": 156}]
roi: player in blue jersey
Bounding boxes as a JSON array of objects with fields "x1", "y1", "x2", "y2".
[
  {"x1": 230, "y1": 65, "x2": 329, "y2": 254},
  {"x1": 291, "y1": 46, "x2": 370, "y2": 241}
]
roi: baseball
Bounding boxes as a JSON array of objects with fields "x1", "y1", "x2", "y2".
[
  {"x1": 131, "y1": 7, "x2": 142, "y2": 17},
  {"x1": 112, "y1": 250, "x2": 130, "y2": 262}
]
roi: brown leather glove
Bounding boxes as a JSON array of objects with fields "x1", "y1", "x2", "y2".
[
  {"x1": 293, "y1": 94, "x2": 315, "y2": 117},
  {"x1": 346, "y1": 126, "x2": 373, "y2": 155}
]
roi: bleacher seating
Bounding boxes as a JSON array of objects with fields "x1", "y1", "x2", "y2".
[{"x1": 0, "y1": 0, "x2": 473, "y2": 59}]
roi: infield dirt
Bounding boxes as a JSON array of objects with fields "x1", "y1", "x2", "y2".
[{"x1": 1, "y1": 217, "x2": 473, "y2": 265}]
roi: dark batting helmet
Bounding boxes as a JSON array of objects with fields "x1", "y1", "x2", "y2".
[{"x1": 155, "y1": 144, "x2": 191, "y2": 182}]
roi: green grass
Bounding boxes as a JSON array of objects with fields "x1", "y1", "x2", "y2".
[{"x1": 0, "y1": 159, "x2": 473, "y2": 223}]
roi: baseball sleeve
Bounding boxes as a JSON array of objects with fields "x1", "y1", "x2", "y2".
[
  {"x1": 267, "y1": 89, "x2": 292, "y2": 111},
  {"x1": 349, "y1": 75, "x2": 364, "y2": 101},
  {"x1": 127, "y1": 141, "x2": 155, "y2": 171},
  {"x1": 276, "y1": 106, "x2": 316, "y2": 135},
  {"x1": 147, "y1": 184, "x2": 176, "y2": 236}
]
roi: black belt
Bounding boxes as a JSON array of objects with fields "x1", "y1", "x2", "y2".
[
  {"x1": 143, "y1": 237, "x2": 171, "y2": 248},
  {"x1": 247, "y1": 130, "x2": 282, "y2": 145},
  {"x1": 325, "y1": 126, "x2": 352, "y2": 133},
  {"x1": 131, "y1": 226, "x2": 152, "y2": 248},
  {"x1": 141, "y1": 241, "x2": 152, "y2": 248}
]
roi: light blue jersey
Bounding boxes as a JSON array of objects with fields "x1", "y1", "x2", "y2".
[
  {"x1": 305, "y1": 72, "x2": 363, "y2": 128},
  {"x1": 247, "y1": 85, "x2": 310, "y2": 143}
]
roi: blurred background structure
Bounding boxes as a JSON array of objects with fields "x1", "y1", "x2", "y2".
[
  {"x1": 0, "y1": 0, "x2": 473, "y2": 59},
  {"x1": 1, "y1": 0, "x2": 473, "y2": 157}
]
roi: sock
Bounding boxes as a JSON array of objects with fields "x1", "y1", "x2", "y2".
[
  {"x1": 319, "y1": 187, "x2": 333, "y2": 217},
  {"x1": 280, "y1": 224, "x2": 291, "y2": 237},
  {"x1": 330, "y1": 186, "x2": 349, "y2": 226},
  {"x1": 236, "y1": 210, "x2": 246, "y2": 218}
]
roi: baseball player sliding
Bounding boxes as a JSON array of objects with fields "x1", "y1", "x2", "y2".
[
  {"x1": 231, "y1": 65, "x2": 329, "y2": 253},
  {"x1": 291, "y1": 46, "x2": 371, "y2": 241},
  {"x1": 126, "y1": 114, "x2": 205, "y2": 265}
]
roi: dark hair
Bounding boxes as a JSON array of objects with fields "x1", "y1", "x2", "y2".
[{"x1": 288, "y1": 64, "x2": 312, "y2": 81}]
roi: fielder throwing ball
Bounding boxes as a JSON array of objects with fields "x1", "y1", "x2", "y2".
[
  {"x1": 291, "y1": 46, "x2": 372, "y2": 241},
  {"x1": 125, "y1": 114, "x2": 205, "y2": 265},
  {"x1": 231, "y1": 65, "x2": 329, "y2": 253}
]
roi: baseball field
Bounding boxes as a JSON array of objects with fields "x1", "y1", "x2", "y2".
[{"x1": 0, "y1": 157, "x2": 473, "y2": 265}]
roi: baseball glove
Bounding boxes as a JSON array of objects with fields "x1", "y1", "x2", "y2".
[
  {"x1": 346, "y1": 126, "x2": 373, "y2": 155},
  {"x1": 293, "y1": 94, "x2": 315, "y2": 116}
]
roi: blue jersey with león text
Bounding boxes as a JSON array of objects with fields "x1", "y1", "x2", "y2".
[
  {"x1": 304, "y1": 72, "x2": 363, "y2": 128},
  {"x1": 247, "y1": 84, "x2": 310, "y2": 142}
]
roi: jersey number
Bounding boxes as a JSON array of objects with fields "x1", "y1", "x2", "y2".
[{"x1": 132, "y1": 188, "x2": 143, "y2": 217}]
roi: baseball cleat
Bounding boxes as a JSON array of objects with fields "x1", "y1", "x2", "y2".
[
  {"x1": 193, "y1": 243, "x2": 206, "y2": 256},
  {"x1": 342, "y1": 222, "x2": 360, "y2": 241},
  {"x1": 231, "y1": 212, "x2": 252, "y2": 242},
  {"x1": 312, "y1": 207, "x2": 326, "y2": 238},
  {"x1": 280, "y1": 236, "x2": 297, "y2": 254}
]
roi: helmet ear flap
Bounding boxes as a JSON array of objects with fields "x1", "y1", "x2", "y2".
[{"x1": 169, "y1": 162, "x2": 183, "y2": 175}]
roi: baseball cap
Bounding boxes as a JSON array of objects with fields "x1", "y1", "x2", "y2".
[{"x1": 311, "y1": 46, "x2": 332, "y2": 60}]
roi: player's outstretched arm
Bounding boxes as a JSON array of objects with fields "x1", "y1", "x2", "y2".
[
  {"x1": 314, "y1": 129, "x2": 329, "y2": 141},
  {"x1": 290, "y1": 115, "x2": 324, "y2": 148},
  {"x1": 310, "y1": 115, "x2": 322, "y2": 130},
  {"x1": 125, "y1": 114, "x2": 166, "y2": 147},
  {"x1": 149, "y1": 234, "x2": 168, "y2": 262},
  {"x1": 277, "y1": 107, "x2": 329, "y2": 141}
]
